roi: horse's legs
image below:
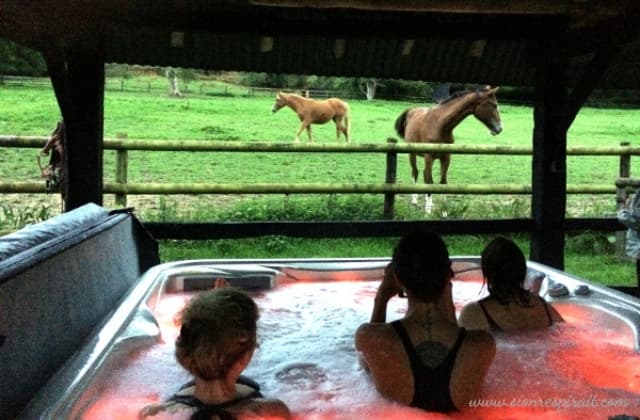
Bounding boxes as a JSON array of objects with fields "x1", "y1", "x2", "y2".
[
  {"x1": 423, "y1": 154, "x2": 435, "y2": 213},
  {"x1": 333, "y1": 117, "x2": 344, "y2": 143},
  {"x1": 295, "y1": 122, "x2": 308, "y2": 142},
  {"x1": 438, "y1": 154, "x2": 451, "y2": 217},
  {"x1": 439, "y1": 153, "x2": 451, "y2": 184},
  {"x1": 409, "y1": 153, "x2": 420, "y2": 206},
  {"x1": 306, "y1": 125, "x2": 314, "y2": 142}
]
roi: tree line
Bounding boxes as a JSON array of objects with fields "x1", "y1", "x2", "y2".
[{"x1": 2, "y1": 37, "x2": 637, "y2": 106}]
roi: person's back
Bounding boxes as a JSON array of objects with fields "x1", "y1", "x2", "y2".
[
  {"x1": 459, "y1": 237, "x2": 563, "y2": 332},
  {"x1": 355, "y1": 231, "x2": 495, "y2": 412},
  {"x1": 140, "y1": 285, "x2": 291, "y2": 420}
]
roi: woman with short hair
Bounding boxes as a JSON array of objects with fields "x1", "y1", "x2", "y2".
[{"x1": 140, "y1": 285, "x2": 291, "y2": 420}]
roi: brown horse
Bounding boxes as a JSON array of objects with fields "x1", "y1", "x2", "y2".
[
  {"x1": 394, "y1": 86, "x2": 502, "y2": 212},
  {"x1": 272, "y1": 92, "x2": 351, "y2": 143}
]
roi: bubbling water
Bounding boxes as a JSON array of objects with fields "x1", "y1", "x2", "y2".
[{"x1": 82, "y1": 279, "x2": 640, "y2": 419}]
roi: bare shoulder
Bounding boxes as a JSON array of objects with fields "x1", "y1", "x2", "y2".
[
  {"x1": 458, "y1": 302, "x2": 489, "y2": 331},
  {"x1": 355, "y1": 322, "x2": 394, "y2": 348},
  {"x1": 237, "y1": 397, "x2": 292, "y2": 419}
]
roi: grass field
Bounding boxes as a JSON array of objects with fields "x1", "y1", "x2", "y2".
[{"x1": 1, "y1": 78, "x2": 639, "y2": 286}]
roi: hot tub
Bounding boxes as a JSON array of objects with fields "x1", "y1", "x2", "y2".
[{"x1": 20, "y1": 258, "x2": 640, "y2": 419}]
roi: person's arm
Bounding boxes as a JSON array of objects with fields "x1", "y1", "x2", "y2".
[
  {"x1": 458, "y1": 303, "x2": 490, "y2": 331},
  {"x1": 618, "y1": 191, "x2": 640, "y2": 229},
  {"x1": 451, "y1": 331, "x2": 496, "y2": 410},
  {"x1": 370, "y1": 263, "x2": 402, "y2": 323},
  {"x1": 247, "y1": 398, "x2": 292, "y2": 420}
]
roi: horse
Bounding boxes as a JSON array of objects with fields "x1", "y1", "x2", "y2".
[
  {"x1": 394, "y1": 86, "x2": 502, "y2": 213},
  {"x1": 272, "y1": 92, "x2": 351, "y2": 143}
]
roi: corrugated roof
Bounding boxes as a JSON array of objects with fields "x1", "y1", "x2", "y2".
[{"x1": 1, "y1": 1, "x2": 639, "y2": 88}]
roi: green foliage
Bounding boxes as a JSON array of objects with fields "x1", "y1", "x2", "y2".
[
  {"x1": 105, "y1": 64, "x2": 131, "y2": 78},
  {"x1": 566, "y1": 232, "x2": 616, "y2": 255},
  {"x1": 0, "y1": 204, "x2": 52, "y2": 230},
  {"x1": 0, "y1": 37, "x2": 47, "y2": 76},
  {"x1": 148, "y1": 197, "x2": 179, "y2": 222}
]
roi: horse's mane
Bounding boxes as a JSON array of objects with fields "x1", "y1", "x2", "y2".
[{"x1": 439, "y1": 87, "x2": 489, "y2": 105}]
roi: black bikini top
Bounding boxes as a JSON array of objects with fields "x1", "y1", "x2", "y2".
[
  {"x1": 478, "y1": 295, "x2": 554, "y2": 331},
  {"x1": 168, "y1": 375, "x2": 263, "y2": 420}
]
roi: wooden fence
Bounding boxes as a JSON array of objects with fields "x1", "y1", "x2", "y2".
[
  {"x1": 1, "y1": 135, "x2": 636, "y2": 216},
  {"x1": 1, "y1": 133, "x2": 636, "y2": 262}
]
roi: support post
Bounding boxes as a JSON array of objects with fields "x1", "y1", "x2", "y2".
[
  {"x1": 115, "y1": 133, "x2": 129, "y2": 208},
  {"x1": 383, "y1": 138, "x2": 398, "y2": 219},
  {"x1": 530, "y1": 48, "x2": 568, "y2": 269},
  {"x1": 616, "y1": 141, "x2": 631, "y2": 258},
  {"x1": 46, "y1": 49, "x2": 105, "y2": 211}
]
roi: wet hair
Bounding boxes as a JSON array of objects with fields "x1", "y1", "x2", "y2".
[
  {"x1": 391, "y1": 230, "x2": 451, "y2": 302},
  {"x1": 175, "y1": 288, "x2": 258, "y2": 381},
  {"x1": 481, "y1": 237, "x2": 530, "y2": 306}
]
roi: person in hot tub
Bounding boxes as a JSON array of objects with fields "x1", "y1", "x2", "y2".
[
  {"x1": 140, "y1": 281, "x2": 291, "y2": 420},
  {"x1": 618, "y1": 187, "x2": 640, "y2": 285},
  {"x1": 459, "y1": 237, "x2": 564, "y2": 332},
  {"x1": 355, "y1": 230, "x2": 495, "y2": 413}
]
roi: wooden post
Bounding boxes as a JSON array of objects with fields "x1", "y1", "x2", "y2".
[
  {"x1": 616, "y1": 141, "x2": 631, "y2": 258},
  {"x1": 115, "y1": 133, "x2": 129, "y2": 208},
  {"x1": 530, "y1": 46, "x2": 568, "y2": 269},
  {"x1": 383, "y1": 138, "x2": 398, "y2": 219},
  {"x1": 47, "y1": 49, "x2": 105, "y2": 211}
]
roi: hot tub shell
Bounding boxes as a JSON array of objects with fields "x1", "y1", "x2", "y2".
[{"x1": 20, "y1": 257, "x2": 640, "y2": 418}]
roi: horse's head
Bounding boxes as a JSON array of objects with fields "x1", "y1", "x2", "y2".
[
  {"x1": 272, "y1": 92, "x2": 287, "y2": 113},
  {"x1": 474, "y1": 86, "x2": 502, "y2": 136}
]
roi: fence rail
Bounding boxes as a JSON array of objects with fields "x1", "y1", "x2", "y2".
[
  {"x1": 0, "y1": 181, "x2": 617, "y2": 195},
  {"x1": 1, "y1": 134, "x2": 633, "y2": 216},
  {"x1": 2, "y1": 133, "x2": 637, "y2": 261},
  {"x1": 2, "y1": 135, "x2": 640, "y2": 155}
]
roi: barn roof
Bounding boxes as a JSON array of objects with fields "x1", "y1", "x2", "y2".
[{"x1": 1, "y1": 0, "x2": 640, "y2": 88}]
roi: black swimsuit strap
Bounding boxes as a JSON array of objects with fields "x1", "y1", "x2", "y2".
[
  {"x1": 538, "y1": 296, "x2": 554, "y2": 326},
  {"x1": 170, "y1": 376, "x2": 263, "y2": 420},
  {"x1": 478, "y1": 300, "x2": 503, "y2": 331},
  {"x1": 168, "y1": 394, "x2": 237, "y2": 420},
  {"x1": 391, "y1": 321, "x2": 466, "y2": 366}
]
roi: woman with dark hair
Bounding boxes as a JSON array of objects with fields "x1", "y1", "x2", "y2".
[
  {"x1": 355, "y1": 230, "x2": 495, "y2": 413},
  {"x1": 140, "y1": 283, "x2": 290, "y2": 420},
  {"x1": 459, "y1": 237, "x2": 563, "y2": 332}
]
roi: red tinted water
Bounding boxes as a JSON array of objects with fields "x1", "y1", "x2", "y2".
[{"x1": 81, "y1": 279, "x2": 640, "y2": 419}]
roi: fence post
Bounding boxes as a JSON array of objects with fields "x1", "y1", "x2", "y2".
[
  {"x1": 115, "y1": 133, "x2": 129, "y2": 208},
  {"x1": 383, "y1": 137, "x2": 398, "y2": 219},
  {"x1": 616, "y1": 141, "x2": 631, "y2": 258}
]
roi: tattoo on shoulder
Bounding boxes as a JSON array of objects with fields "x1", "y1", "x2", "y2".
[{"x1": 415, "y1": 341, "x2": 449, "y2": 368}]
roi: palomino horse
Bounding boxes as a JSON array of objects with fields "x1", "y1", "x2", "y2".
[
  {"x1": 272, "y1": 92, "x2": 351, "y2": 142},
  {"x1": 394, "y1": 86, "x2": 502, "y2": 213}
]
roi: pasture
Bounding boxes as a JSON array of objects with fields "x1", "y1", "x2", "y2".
[{"x1": 1, "y1": 79, "x2": 639, "y2": 286}]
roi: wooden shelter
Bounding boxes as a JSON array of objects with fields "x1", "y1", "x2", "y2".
[{"x1": 2, "y1": 0, "x2": 640, "y2": 269}]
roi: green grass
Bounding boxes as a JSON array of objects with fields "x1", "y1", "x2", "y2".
[{"x1": 1, "y1": 78, "x2": 639, "y2": 287}]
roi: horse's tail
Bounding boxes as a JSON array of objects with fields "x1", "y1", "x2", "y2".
[{"x1": 394, "y1": 109, "x2": 410, "y2": 138}]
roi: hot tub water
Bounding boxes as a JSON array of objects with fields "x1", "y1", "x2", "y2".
[{"x1": 80, "y1": 274, "x2": 640, "y2": 420}]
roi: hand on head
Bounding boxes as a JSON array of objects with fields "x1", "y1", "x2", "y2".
[
  {"x1": 214, "y1": 278, "x2": 230, "y2": 288},
  {"x1": 375, "y1": 263, "x2": 403, "y2": 301}
]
